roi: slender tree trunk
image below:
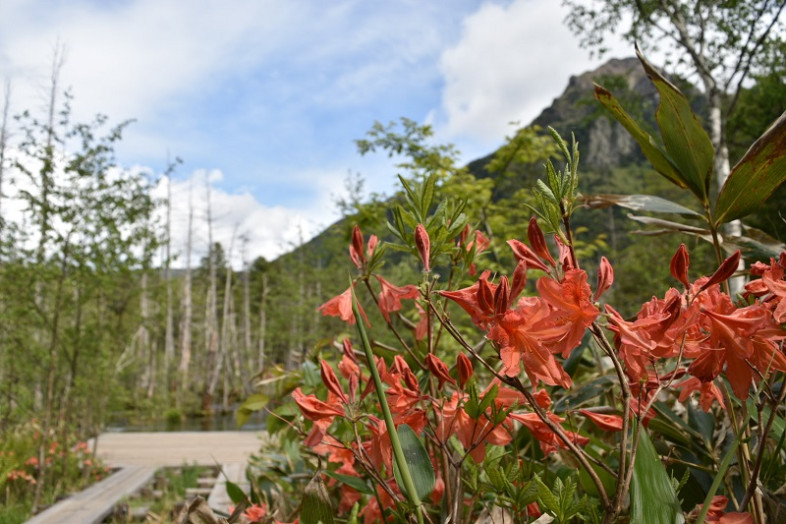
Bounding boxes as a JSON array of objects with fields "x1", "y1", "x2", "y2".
[
  {"x1": 258, "y1": 273, "x2": 268, "y2": 373},
  {"x1": 241, "y1": 237, "x2": 252, "y2": 375},
  {"x1": 203, "y1": 182, "x2": 219, "y2": 413},
  {"x1": 163, "y1": 174, "x2": 174, "y2": 396},
  {"x1": 178, "y1": 183, "x2": 193, "y2": 407},
  {"x1": 0, "y1": 79, "x2": 10, "y2": 221}
]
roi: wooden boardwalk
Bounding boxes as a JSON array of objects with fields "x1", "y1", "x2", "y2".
[{"x1": 25, "y1": 431, "x2": 261, "y2": 524}]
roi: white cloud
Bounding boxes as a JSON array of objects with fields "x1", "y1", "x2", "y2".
[
  {"x1": 157, "y1": 166, "x2": 347, "y2": 268},
  {"x1": 437, "y1": 0, "x2": 632, "y2": 152}
]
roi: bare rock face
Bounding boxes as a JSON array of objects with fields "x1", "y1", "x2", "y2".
[{"x1": 531, "y1": 57, "x2": 659, "y2": 171}]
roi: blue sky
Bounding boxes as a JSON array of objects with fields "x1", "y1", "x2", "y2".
[{"x1": 0, "y1": 0, "x2": 629, "y2": 265}]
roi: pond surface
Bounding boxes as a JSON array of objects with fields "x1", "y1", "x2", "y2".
[{"x1": 105, "y1": 408, "x2": 266, "y2": 433}]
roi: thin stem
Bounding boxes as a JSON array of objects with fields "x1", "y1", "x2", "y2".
[{"x1": 352, "y1": 286, "x2": 425, "y2": 524}]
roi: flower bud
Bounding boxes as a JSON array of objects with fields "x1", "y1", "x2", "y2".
[
  {"x1": 415, "y1": 224, "x2": 431, "y2": 271},
  {"x1": 349, "y1": 224, "x2": 365, "y2": 269},
  {"x1": 699, "y1": 250, "x2": 741, "y2": 292},
  {"x1": 425, "y1": 353, "x2": 455, "y2": 388},
  {"x1": 528, "y1": 217, "x2": 556, "y2": 267},
  {"x1": 457, "y1": 353, "x2": 473, "y2": 388},
  {"x1": 594, "y1": 256, "x2": 614, "y2": 300},
  {"x1": 670, "y1": 243, "x2": 690, "y2": 287}
]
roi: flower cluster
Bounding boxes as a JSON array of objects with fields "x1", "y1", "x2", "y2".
[{"x1": 290, "y1": 211, "x2": 786, "y2": 522}]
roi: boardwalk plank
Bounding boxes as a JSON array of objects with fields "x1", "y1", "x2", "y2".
[
  {"x1": 25, "y1": 431, "x2": 261, "y2": 524},
  {"x1": 26, "y1": 465, "x2": 156, "y2": 524}
]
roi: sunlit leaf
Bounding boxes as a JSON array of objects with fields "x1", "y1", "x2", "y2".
[
  {"x1": 594, "y1": 85, "x2": 686, "y2": 190},
  {"x1": 714, "y1": 111, "x2": 786, "y2": 224},
  {"x1": 637, "y1": 47, "x2": 713, "y2": 205}
]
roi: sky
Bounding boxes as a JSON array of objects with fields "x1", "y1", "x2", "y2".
[{"x1": 0, "y1": 0, "x2": 630, "y2": 267}]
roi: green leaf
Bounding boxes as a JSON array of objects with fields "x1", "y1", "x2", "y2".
[
  {"x1": 324, "y1": 471, "x2": 373, "y2": 495},
  {"x1": 225, "y1": 479, "x2": 250, "y2": 506},
  {"x1": 236, "y1": 407, "x2": 252, "y2": 429},
  {"x1": 240, "y1": 393, "x2": 269, "y2": 412},
  {"x1": 393, "y1": 424, "x2": 435, "y2": 501},
  {"x1": 301, "y1": 472, "x2": 335, "y2": 524},
  {"x1": 630, "y1": 428, "x2": 686, "y2": 524},
  {"x1": 421, "y1": 173, "x2": 437, "y2": 216},
  {"x1": 637, "y1": 48, "x2": 713, "y2": 205},
  {"x1": 714, "y1": 111, "x2": 786, "y2": 224},
  {"x1": 582, "y1": 193, "x2": 701, "y2": 216},
  {"x1": 594, "y1": 84, "x2": 687, "y2": 190},
  {"x1": 477, "y1": 384, "x2": 499, "y2": 415}
]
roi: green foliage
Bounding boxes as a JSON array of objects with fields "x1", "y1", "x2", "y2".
[{"x1": 535, "y1": 475, "x2": 598, "y2": 523}]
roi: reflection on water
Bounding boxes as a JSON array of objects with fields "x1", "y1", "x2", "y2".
[{"x1": 106, "y1": 408, "x2": 266, "y2": 432}]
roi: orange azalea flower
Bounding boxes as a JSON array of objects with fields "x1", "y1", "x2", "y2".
[
  {"x1": 745, "y1": 254, "x2": 786, "y2": 323},
  {"x1": 510, "y1": 411, "x2": 589, "y2": 455},
  {"x1": 435, "y1": 391, "x2": 513, "y2": 463},
  {"x1": 292, "y1": 388, "x2": 345, "y2": 447},
  {"x1": 689, "y1": 496, "x2": 753, "y2": 524},
  {"x1": 579, "y1": 409, "x2": 623, "y2": 432},
  {"x1": 440, "y1": 270, "x2": 497, "y2": 329},
  {"x1": 537, "y1": 270, "x2": 599, "y2": 357},
  {"x1": 244, "y1": 503, "x2": 267, "y2": 522},
  {"x1": 318, "y1": 286, "x2": 370, "y2": 327},
  {"x1": 488, "y1": 296, "x2": 572, "y2": 388},
  {"x1": 375, "y1": 275, "x2": 419, "y2": 322},
  {"x1": 697, "y1": 303, "x2": 786, "y2": 398},
  {"x1": 674, "y1": 377, "x2": 725, "y2": 412},
  {"x1": 312, "y1": 435, "x2": 357, "y2": 477}
]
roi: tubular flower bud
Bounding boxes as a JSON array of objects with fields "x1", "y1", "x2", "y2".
[
  {"x1": 425, "y1": 353, "x2": 456, "y2": 388},
  {"x1": 527, "y1": 216, "x2": 556, "y2": 267},
  {"x1": 415, "y1": 224, "x2": 431, "y2": 271},
  {"x1": 670, "y1": 243, "x2": 690, "y2": 287},
  {"x1": 594, "y1": 256, "x2": 614, "y2": 300},
  {"x1": 456, "y1": 353, "x2": 473, "y2": 388},
  {"x1": 349, "y1": 224, "x2": 365, "y2": 269},
  {"x1": 700, "y1": 250, "x2": 741, "y2": 292}
]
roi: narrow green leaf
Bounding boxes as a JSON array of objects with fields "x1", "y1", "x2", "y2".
[
  {"x1": 637, "y1": 48, "x2": 713, "y2": 205},
  {"x1": 714, "y1": 111, "x2": 786, "y2": 224},
  {"x1": 627, "y1": 215, "x2": 710, "y2": 235},
  {"x1": 582, "y1": 193, "x2": 701, "y2": 216},
  {"x1": 393, "y1": 424, "x2": 435, "y2": 501},
  {"x1": 301, "y1": 473, "x2": 335, "y2": 524},
  {"x1": 421, "y1": 173, "x2": 436, "y2": 217},
  {"x1": 631, "y1": 428, "x2": 686, "y2": 524},
  {"x1": 594, "y1": 84, "x2": 686, "y2": 189},
  {"x1": 324, "y1": 471, "x2": 373, "y2": 495},
  {"x1": 477, "y1": 384, "x2": 499, "y2": 415}
]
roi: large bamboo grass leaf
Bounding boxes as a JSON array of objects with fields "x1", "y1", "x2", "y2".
[
  {"x1": 594, "y1": 85, "x2": 686, "y2": 189},
  {"x1": 631, "y1": 428, "x2": 686, "y2": 524},
  {"x1": 714, "y1": 111, "x2": 786, "y2": 225},
  {"x1": 636, "y1": 48, "x2": 714, "y2": 205},
  {"x1": 582, "y1": 194, "x2": 701, "y2": 216},
  {"x1": 393, "y1": 424, "x2": 435, "y2": 501},
  {"x1": 301, "y1": 472, "x2": 335, "y2": 524}
]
